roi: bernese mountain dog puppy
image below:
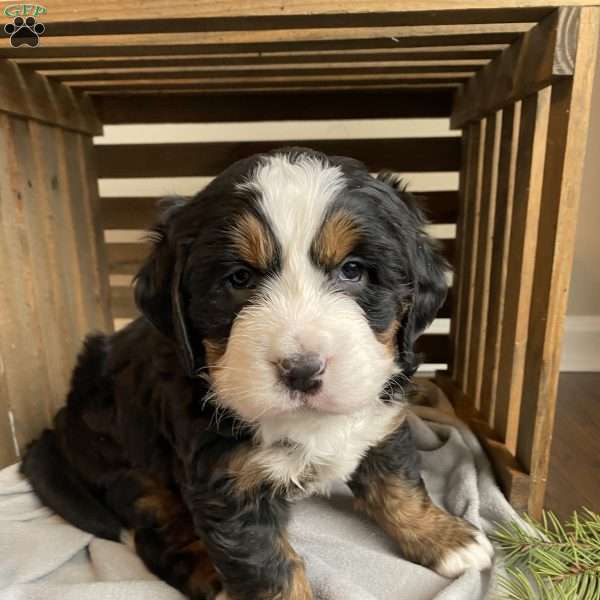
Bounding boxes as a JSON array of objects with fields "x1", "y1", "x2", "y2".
[{"x1": 21, "y1": 148, "x2": 493, "y2": 600}]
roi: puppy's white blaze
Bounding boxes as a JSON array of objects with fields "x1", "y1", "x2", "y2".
[
  {"x1": 434, "y1": 531, "x2": 494, "y2": 578},
  {"x1": 239, "y1": 154, "x2": 345, "y2": 259}
]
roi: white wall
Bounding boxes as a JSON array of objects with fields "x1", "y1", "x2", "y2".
[{"x1": 561, "y1": 55, "x2": 600, "y2": 371}]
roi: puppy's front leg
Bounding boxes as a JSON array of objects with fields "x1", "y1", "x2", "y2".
[
  {"x1": 349, "y1": 420, "x2": 493, "y2": 578},
  {"x1": 186, "y1": 452, "x2": 312, "y2": 600}
]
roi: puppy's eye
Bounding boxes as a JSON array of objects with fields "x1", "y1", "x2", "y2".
[
  {"x1": 338, "y1": 260, "x2": 365, "y2": 283},
  {"x1": 227, "y1": 268, "x2": 255, "y2": 289}
]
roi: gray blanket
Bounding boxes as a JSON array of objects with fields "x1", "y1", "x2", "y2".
[{"x1": 0, "y1": 380, "x2": 518, "y2": 600}]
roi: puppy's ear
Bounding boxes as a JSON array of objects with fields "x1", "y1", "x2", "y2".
[
  {"x1": 134, "y1": 197, "x2": 198, "y2": 375},
  {"x1": 377, "y1": 172, "x2": 449, "y2": 376}
]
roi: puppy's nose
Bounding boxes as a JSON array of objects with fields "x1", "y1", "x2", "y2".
[{"x1": 277, "y1": 352, "x2": 326, "y2": 394}]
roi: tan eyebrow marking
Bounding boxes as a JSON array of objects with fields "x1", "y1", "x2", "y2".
[
  {"x1": 313, "y1": 210, "x2": 361, "y2": 268},
  {"x1": 230, "y1": 212, "x2": 275, "y2": 270}
]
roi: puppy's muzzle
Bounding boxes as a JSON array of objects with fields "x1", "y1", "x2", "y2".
[{"x1": 277, "y1": 352, "x2": 326, "y2": 395}]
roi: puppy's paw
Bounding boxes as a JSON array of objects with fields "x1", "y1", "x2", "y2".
[{"x1": 434, "y1": 530, "x2": 493, "y2": 578}]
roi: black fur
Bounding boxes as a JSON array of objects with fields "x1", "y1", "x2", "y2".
[{"x1": 21, "y1": 148, "x2": 449, "y2": 599}]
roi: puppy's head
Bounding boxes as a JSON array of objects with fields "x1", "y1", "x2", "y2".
[{"x1": 135, "y1": 148, "x2": 448, "y2": 422}]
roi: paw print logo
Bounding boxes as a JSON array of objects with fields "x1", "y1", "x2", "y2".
[{"x1": 4, "y1": 16, "x2": 45, "y2": 48}]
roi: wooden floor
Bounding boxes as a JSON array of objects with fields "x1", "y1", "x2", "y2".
[{"x1": 544, "y1": 372, "x2": 600, "y2": 520}]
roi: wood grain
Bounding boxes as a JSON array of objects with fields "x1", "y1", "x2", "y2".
[
  {"x1": 447, "y1": 130, "x2": 471, "y2": 378},
  {"x1": 0, "y1": 38, "x2": 512, "y2": 60},
  {"x1": 0, "y1": 60, "x2": 101, "y2": 134},
  {"x1": 0, "y1": 114, "x2": 55, "y2": 453},
  {"x1": 465, "y1": 111, "x2": 501, "y2": 411},
  {"x1": 82, "y1": 80, "x2": 464, "y2": 94},
  {"x1": 20, "y1": 50, "x2": 498, "y2": 72},
  {"x1": 55, "y1": 64, "x2": 478, "y2": 84},
  {"x1": 451, "y1": 7, "x2": 581, "y2": 128},
  {"x1": 20, "y1": 2, "x2": 596, "y2": 24},
  {"x1": 76, "y1": 135, "x2": 114, "y2": 331},
  {"x1": 8, "y1": 24, "x2": 533, "y2": 51},
  {"x1": 454, "y1": 119, "x2": 485, "y2": 390},
  {"x1": 480, "y1": 103, "x2": 520, "y2": 426},
  {"x1": 37, "y1": 8, "x2": 551, "y2": 37},
  {"x1": 493, "y1": 90, "x2": 551, "y2": 453},
  {"x1": 516, "y1": 7, "x2": 600, "y2": 517}
]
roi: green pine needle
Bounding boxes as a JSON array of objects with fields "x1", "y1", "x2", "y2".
[{"x1": 491, "y1": 509, "x2": 600, "y2": 600}]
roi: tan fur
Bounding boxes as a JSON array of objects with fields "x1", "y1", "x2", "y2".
[
  {"x1": 275, "y1": 535, "x2": 313, "y2": 600},
  {"x1": 230, "y1": 212, "x2": 275, "y2": 270},
  {"x1": 187, "y1": 550, "x2": 222, "y2": 597},
  {"x1": 134, "y1": 476, "x2": 222, "y2": 597},
  {"x1": 354, "y1": 472, "x2": 475, "y2": 568},
  {"x1": 135, "y1": 477, "x2": 181, "y2": 524},
  {"x1": 203, "y1": 338, "x2": 227, "y2": 369},
  {"x1": 313, "y1": 210, "x2": 361, "y2": 267},
  {"x1": 375, "y1": 319, "x2": 400, "y2": 357},
  {"x1": 227, "y1": 444, "x2": 266, "y2": 493}
]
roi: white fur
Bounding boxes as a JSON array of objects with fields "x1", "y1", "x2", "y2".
[
  {"x1": 215, "y1": 592, "x2": 231, "y2": 600},
  {"x1": 250, "y1": 403, "x2": 404, "y2": 495},
  {"x1": 434, "y1": 531, "x2": 494, "y2": 578}
]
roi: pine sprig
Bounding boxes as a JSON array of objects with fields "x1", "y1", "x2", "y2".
[{"x1": 492, "y1": 508, "x2": 600, "y2": 600}]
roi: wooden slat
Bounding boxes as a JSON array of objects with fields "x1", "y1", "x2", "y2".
[
  {"x1": 66, "y1": 74, "x2": 473, "y2": 91},
  {"x1": 96, "y1": 138, "x2": 460, "y2": 178},
  {"x1": 454, "y1": 119, "x2": 485, "y2": 390},
  {"x1": 494, "y1": 89, "x2": 551, "y2": 453},
  {"x1": 61, "y1": 130, "x2": 101, "y2": 331},
  {"x1": 40, "y1": 8, "x2": 551, "y2": 37},
  {"x1": 8, "y1": 24, "x2": 533, "y2": 50},
  {"x1": 39, "y1": 124, "x2": 93, "y2": 348},
  {"x1": 0, "y1": 34, "x2": 524, "y2": 60},
  {"x1": 7, "y1": 118, "x2": 71, "y2": 418},
  {"x1": 451, "y1": 7, "x2": 581, "y2": 128},
  {"x1": 465, "y1": 111, "x2": 501, "y2": 411},
  {"x1": 76, "y1": 135, "x2": 114, "y2": 331},
  {"x1": 481, "y1": 103, "x2": 520, "y2": 427},
  {"x1": 20, "y1": 49, "x2": 499, "y2": 72},
  {"x1": 24, "y1": 2, "x2": 595, "y2": 24},
  {"x1": 0, "y1": 60, "x2": 101, "y2": 135},
  {"x1": 435, "y1": 373, "x2": 530, "y2": 512},
  {"x1": 0, "y1": 114, "x2": 55, "y2": 453},
  {"x1": 516, "y1": 7, "x2": 600, "y2": 517},
  {"x1": 447, "y1": 129, "x2": 471, "y2": 377},
  {"x1": 53, "y1": 64, "x2": 478, "y2": 83},
  {"x1": 83, "y1": 81, "x2": 465, "y2": 94}
]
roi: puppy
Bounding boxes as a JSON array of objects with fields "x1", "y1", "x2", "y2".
[{"x1": 21, "y1": 148, "x2": 492, "y2": 600}]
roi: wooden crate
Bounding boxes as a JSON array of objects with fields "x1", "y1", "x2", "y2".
[{"x1": 0, "y1": 1, "x2": 598, "y2": 517}]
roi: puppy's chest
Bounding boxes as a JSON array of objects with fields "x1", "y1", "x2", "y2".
[{"x1": 252, "y1": 404, "x2": 404, "y2": 498}]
